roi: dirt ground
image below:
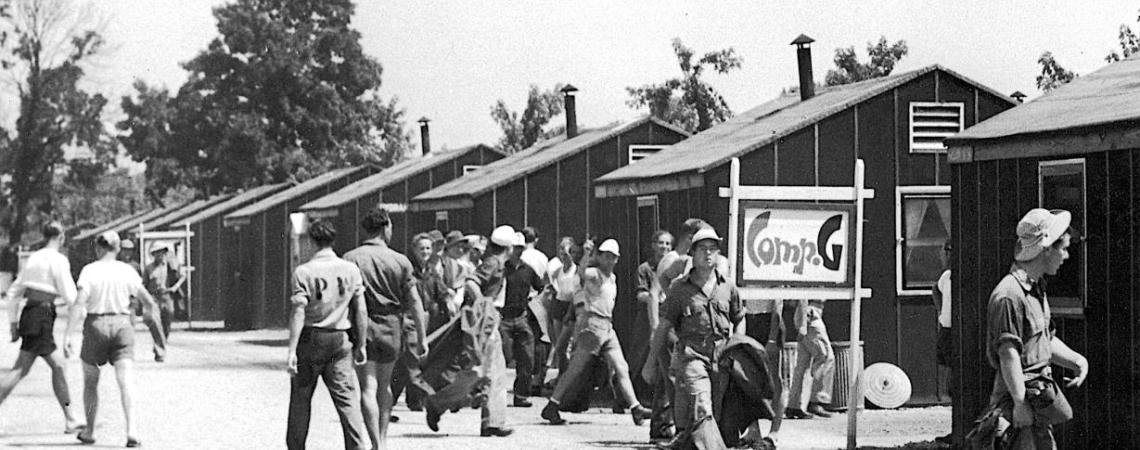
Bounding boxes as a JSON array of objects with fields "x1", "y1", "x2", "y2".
[{"x1": 0, "y1": 312, "x2": 952, "y2": 449}]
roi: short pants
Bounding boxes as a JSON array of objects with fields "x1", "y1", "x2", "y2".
[
  {"x1": 81, "y1": 315, "x2": 135, "y2": 366},
  {"x1": 366, "y1": 313, "x2": 403, "y2": 363},
  {"x1": 18, "y1": 302, "x2": 57, "y2": 356}
]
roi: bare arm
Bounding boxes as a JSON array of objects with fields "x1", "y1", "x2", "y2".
[
  {"x1": 286, "y1": 303, "x2": 305, "y2": 374},
  {"x1": 645, "y1": 294, "x2": 660, "y2": 331},
  {"x1": 63, "y1": 289, "x2": 89, "y2": 355},
  {"x1": 350, "y1": 290, "x2": 367, "y2": 358},
  {"x1": 997, "y1": 342, "x2": 1032, "y2": 427},
  {"x1": 643, "y1": 317, "x2": 676, "y2": 383},
  {"x1": 405, "y1": 284, "x2": 428, "y2": 356},
  {"x1": 1050, "y1": 336, "x2": 1088, "y2": 387}
]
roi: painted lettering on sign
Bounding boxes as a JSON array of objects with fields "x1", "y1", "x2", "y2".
[{"x1": 738, "y1": 203, "x2": 851, "y2": 285}]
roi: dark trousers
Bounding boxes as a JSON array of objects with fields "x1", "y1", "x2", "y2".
[
  {"x1": 286, "y1": 328, "x2": 366, "y2": 450},
  {"x1": 650, "y1": 329, "x2": 677, "y2": 437},
  {"x1": 154, "y1": 294, "x2": 174, "y2": 338},
  {"x1": 499, "y1": 313, "x2": 534, "y2": 398}
]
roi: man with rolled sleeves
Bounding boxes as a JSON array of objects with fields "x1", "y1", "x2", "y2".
[
  {"x1": 0, "y1": 221, "x2": 84, "y2": 433},
  {"x1": 645, "y1": 227, "x2": 745, "y2": 449},
  {"x1": 121, "y1": 239, "x2": 167, "y2": 362},
  {"x1": 343, "y1": 208, "x2": 427, "y2": 449},
  {"x1": 285, "y1": 220, "x2": 368, "y2": 450},
  {"x1": 985, "y1": 209, "x2": 1088, "y2": 449}
]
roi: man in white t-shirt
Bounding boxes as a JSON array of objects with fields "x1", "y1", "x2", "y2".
[
  {"x1": 932, "y1": 243, "x2": 953, "y2": 445},
  {"x1": 66, "y1": 231, "x2": 163, "y2": 447},
  {"x1": 0, "y1": 221, "x2": 84, "y2": 433}
]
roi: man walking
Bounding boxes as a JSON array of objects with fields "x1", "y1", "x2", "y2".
[
  {"x1": 343, "y1": 208, "x2": 427, "y2": 449},
  {"x1": 0, "y1": 221, "x2": 84, "y2": 434},
  {"x1": 932, "y1": 243, "x2": 953, "y2": 444},
  {"x1": 541, "y1": 238, "x2": 652, "y2": 425},
  {"x1": 66, "y1": 231, "x2": 164, "y2": 447},
  {"x1": 143, "y1": 244, "x2": 181, "y2": 339},
  {"x1": 985, "y1": 209, "x2": 1087, "y2": 448},
  {"x1": 644, "y1": 228, "x2": 744, "y2": 449},
  {"x1": 636, "y1": 230, "x2": 673, "y2": 439},
  {"x1": 285, "y1": 220, "x2": 368, "y2": 450},
  {"x1": 784, "y1": 300, "x2": 835, "y2": 419},
  {"x1": 120, "y1": 239, "x2": 166, "y2": 362},
  {"x1": 500, "y1": 234, "x2": 545, "y2": 406}
]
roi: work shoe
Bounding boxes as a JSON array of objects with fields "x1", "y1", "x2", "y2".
[
  {"x1": 541, "y1": 401, "x2": 566, "y2": 425},
  {"x1": 512, "y1": 395, "x2": 533, "y2": 407},
  {"x1": 650, "y1": 424, "x2": 676, "y2": 440},
  {"x1": 784, "y1": 408, "x2": 813, "y2": 419},
  {"x1": 631, "y1": 404, "x2": 653, "y2": 426},
  {"x1": 806, "y1": 403, "x2": 833, "y2": 418},
  {"x1": 480, "y1": 427, "x2": 514, "y2": 437},
  {"x1": 426, "y1": 407, "x2": 442, "y2": 432}
]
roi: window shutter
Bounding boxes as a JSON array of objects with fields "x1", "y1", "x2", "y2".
[{"x1": 909, "y1": 103, "x2": 964, "y2": 153}]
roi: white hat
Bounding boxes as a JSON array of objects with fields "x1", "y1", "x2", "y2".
[
  {"x1": 513, "y1": 232, "x2": 526, "y2": 247},
  {"x1": 97, "y1": 231, "x2": 121, "y2": 249},
  {"x1": 150, "y1": 242, "x2": 171, "y2": 254},
  {"x1": 597, "y1": 239, "x2": 620, "y2": 256},
  {"x1": 691, "y1": 227, "x2": 722, "y2": 247},
  {"x1": 1015, "y1": 209, "x2": 1072, "y2": 261},
  {"x1": 490, "y1": 225, "x2": 517, "y2": 247}
]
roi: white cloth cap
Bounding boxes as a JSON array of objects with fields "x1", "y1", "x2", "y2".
[
  {"x1": 490, "y1": 225, "x2": 517, "y2": 247},
  {"x1": 598, "y1": 239, "x2": 620, "y2": 256}
]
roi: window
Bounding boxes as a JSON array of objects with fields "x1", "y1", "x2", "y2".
[
  {"x1": 629, "y1": 145, "x2": 668, "y2": 164},
  {"x1": 435, "y1": 211, "x2": 449, "y2": 233},
  {"x1": 896, "y1": 186, "x2": 952, "y2": 294},
  {"x1": 909, "y1": 102, "x2": 964, "y2": 154},
  {"x1": 1039, "y1": 158, "x2": 1086, "y2": 315},
  {"x1": 462, "y1": 165, "x2": 481, "y2": 175},
  {"x1": 637, "y1": 195, "x2": 660, "y2": 263}
]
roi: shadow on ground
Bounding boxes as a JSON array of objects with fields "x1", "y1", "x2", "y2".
[
  {"x1": 240, "y1": 338, "x2": 289, "y2": 347},
  {"x1": 860, "y1": 439, "x2": 949, "y2": 449},
  {"x1": 588, "y1": 441, "x2": 657, "y2": 449}
]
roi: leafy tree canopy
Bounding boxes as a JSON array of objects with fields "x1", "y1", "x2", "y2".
[
  {"x1": 1036, "y1": 51, "x2": 1078, "y2": 93},
  {"x1": 490, "y1": 83, "x2": 565, "y2": 153},
  {"x1": 825, "y1": 36, "x2": 909, "y2": 86},
  {"x1": 1106, "y1": 9, "x2": 1140, "y2": 63},
  {"x1": 626, "y1": 38, "x2": 741, "y2": 133}
]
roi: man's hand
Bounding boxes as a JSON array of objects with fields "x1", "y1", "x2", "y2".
[
  {"x1": 640, "y1": 359, "x2": 657, "y2": 385},
  {"x1": 1066, "y1": 358, "x2": 1088, "y2": 388},
  {"x1": 353, "y1": 347, "x2": 367, "y2": 366},
  {"x1": 287, "y1": 353, "x2": 299, "y2": 376},
  {"x1": 582, "y1": 239, "x2": 595, "y2": 255},
  {"x1": 1012, "y1": 400, "x2": 1034, "y2": 427},
  {"x1": 9, "y1": 322, "x2": 17, "y2": 343}
]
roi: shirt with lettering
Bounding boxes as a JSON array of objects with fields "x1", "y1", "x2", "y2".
[
  {"x1": 343, "y1": 238, "x2": 416, "y2": 316},
  {"x1": 291, "y1": 248, "x2": 364, "y2": 330}
]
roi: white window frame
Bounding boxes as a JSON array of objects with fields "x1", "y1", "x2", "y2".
[
  {"x1": 636, "y1": 195, "x2": 660, "y2": 233},
  {"x1": 628, "y1": 145, "x2": 668, "y2": 165},
  {"x1": 909, "y1": 102, "x2": 964, "y2": 154},
  {"x1": 435, "y1": 211, "x2": 449, "y2": 232},
  {"x1": 896, "y1": 185, "x2": 952, "y2": 296},
  {"x1": 1038, "y1": 158, "x2": 1087, "y2": 316},
  {"x1": 462, "y1": 165, "x2": 481, "y2": 175}
]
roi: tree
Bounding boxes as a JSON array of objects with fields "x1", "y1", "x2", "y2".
[
  {"x1": 825, "y1": 36, "x2": 909, "y2": 86},
  {"x1": 119, "y1": 0, "x2": 412, "y2": 200},
  {"x1": 0, "y1": 0, "x2": 115, "y2": 245},
  {"x1": 626, "y1": 38, "x2": 741, "y2": 133},
  {"x1": 490, "y1": 83, "x2": 565, "y2": 153},
  {"x1": 1036, "y1": 51, "x2": 1078, "y2": 92},
  {"x1": 54, "y1": 168, "x2": 145, "y2": 229},
  {"x1": 1106, "y1": 9, "x2": 1140, "y2": 63}
]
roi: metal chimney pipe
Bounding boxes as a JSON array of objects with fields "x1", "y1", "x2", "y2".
[
  {"x1": 561, "y1": 85, "x2": 579, "y2": 138},
  {"x1": 418, "y1": 117, "x2": 431, "y2": 155},
  {"x1": 791, "y1": 34, "x2": 816, "y2": 101}
]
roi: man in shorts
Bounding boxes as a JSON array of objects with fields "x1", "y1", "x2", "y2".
[
  {"x1": 343, "y1": 207, "x2": 427, "y2": 449},
  {"x1": 285, "y1": 220, "x2": 368, "y2": 450},
  {"x1": 0, "y1": 221, "x2": 84, "y2": 433},
  {"x1": 66, "y1": 231, "x2": 164, "y2": 447}
]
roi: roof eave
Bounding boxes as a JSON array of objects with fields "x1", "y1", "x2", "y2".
[{"x1": 594, "y1": 172, "x2": 705, "y2": 198}]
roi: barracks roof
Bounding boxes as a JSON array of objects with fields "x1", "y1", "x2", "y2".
[
  {"x1": 947, "y1": 54, "x2": 1140, "y2": 144},
  {"x1": 224, "y1": 166, "x2": 373, "y2": 223},
  {"x1": 596, "y1": 65, "x2": 1014, "y2": 185},
  {"x1": 168, "y1": 183, "x2": 291, "y2": 228},
  {"x1": 140, "y1": 194, "x2": 236, "y2": 231},
  {"x1": 73, "y1": 203, "x2": 188, "y2": 242},
  {"x1": 299, "y1": 144, "x2": 498, "y2": 212},
  {"x1": 412, "y1": 116, "x2": 688, "y2": 204}
]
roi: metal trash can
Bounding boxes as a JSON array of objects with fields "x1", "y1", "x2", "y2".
[{"x1": 778, "y1": 340, "x2": 863, "y2": 411}]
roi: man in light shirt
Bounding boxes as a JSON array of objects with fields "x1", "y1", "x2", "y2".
[
  {"x1": 66, "y1": 230, "x2": 164, "y2": 447},
  {"x1": 0, "y1": 221, "x2": 84, "y2": 434}
]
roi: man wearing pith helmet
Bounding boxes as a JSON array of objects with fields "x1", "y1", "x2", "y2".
[
  {"x1": 984, "y1": 208, "x2": 1087, "y2": 449},
  {"x1": 646, "y1": 227, "x2": 745, "y2": 449}
]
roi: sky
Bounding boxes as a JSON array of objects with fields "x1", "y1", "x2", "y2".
[{"x1": 7, "y1": 0, "x2": 1139, "y2": 157}]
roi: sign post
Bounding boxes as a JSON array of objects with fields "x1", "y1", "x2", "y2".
[{"x1": 720, "y1": 157, "x2": 873, "y2": 450}]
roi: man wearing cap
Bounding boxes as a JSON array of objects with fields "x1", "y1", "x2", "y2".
[
  {"x1": 985, "y1": 208, "x2": 1088, "y2": 449},
  {"x1": 285, "y1": 220, "x2": 368, "y2": 450},
  {"x1": 343, "y1": 207, "x2": 427, "y2": 449},
  {"x1": 120, "y1": 240, "x2": 166, "y2": 362},
  {"x1": 541, "y1": 238, "x2": 652, "y2": 426},
  {"x1": 441, "y1": 231, "x2": 473, "y2": 315},
  {"x1": 500, "y1": 231, "x2": 545, "y2": 406},
  {"x1": 645, "y1": 228, "x2": 745, "y2": 449},
  {"x1": 143, "y1": 243, "x2": 181, "y2": 340},
  {"x1": 66, "y1": 230, "x2": 164, "y2": 447},
  {"x1": 0, "y1": 221, "x2": 84, "y2": 433}
]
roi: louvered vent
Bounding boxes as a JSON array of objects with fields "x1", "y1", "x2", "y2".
[{"x1": 909, "y1": 102, "x2": 964, "y2": 153}]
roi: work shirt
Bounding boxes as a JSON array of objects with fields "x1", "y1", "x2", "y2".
[
  {"x1": 636, "y1": 260, "x2": 659, "y2": 304},
  {"x1": 77, "y1": 260, "x2": 145, "y2": 315},
  {"x1": 467, "y1": 254, "x2": 505, "y2": 301},
  {"x1": 7, "y1": 248, "x2": 77, "y2": 321},
  {"x1": 501, "y1": 260, "x2": 545, "y2": 318},
  {"x1": 343, "y1": 238, "x2": 416, "y2": 317},
  {"x1": 546, "y1": 258, "x2": 579, "y2": 302},
  {"x1": 986, "y1": 266, "x2": 1053, "y2": 401},
  {"x1": 144, "y1": 260, "x2": 180, "y2": 297},
  {"x1": 656, "y1": 251, "x2": 731, "y2": 292},
  {"x1": 290, "y1": 248, "x2": 364, "y2": 330},
  {"x1": 662, "y1": 269, "x2": 744, "y2": 362},
  {"x1": 520, "y1": 247, "x2": 548, "y2": 282},
  {"x1": 935, "y1": 270, "x2": 952, "y2": 328}
]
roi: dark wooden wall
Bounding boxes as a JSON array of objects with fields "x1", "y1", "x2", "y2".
[
  {"x1": 600, "y1": 70, "x2": 1015, "y2": 405},
  {"x1": 952, "y1": 149, "x2": 1138, "y2": 449}
]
